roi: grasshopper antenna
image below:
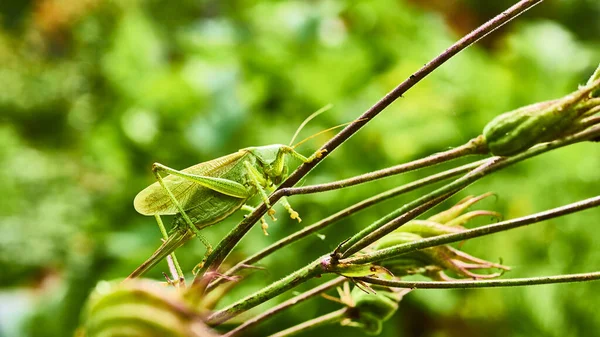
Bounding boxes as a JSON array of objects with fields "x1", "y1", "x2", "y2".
[
  {"x1": 292, "y1": 118, "x2": 368, "y2": 149},
  {"x1": 289, "y1": 104, "x2": 334, "y2": 146}
]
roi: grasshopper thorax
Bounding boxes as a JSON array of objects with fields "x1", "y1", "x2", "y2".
[{"x1": 244, "y1": 144, "x2": 294, "y2": 184}]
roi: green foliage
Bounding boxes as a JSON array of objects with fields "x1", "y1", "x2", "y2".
[
  {"x1": 82, "y1": 279, "x2": 216, "y2": 337},
  {"x1": 0, "y1": 1, "x2": 599, "y2": 337}
]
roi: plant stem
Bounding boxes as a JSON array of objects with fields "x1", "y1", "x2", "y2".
[
  {"x1": 211, "y1": 160, "x2": 487, "y2": 289},
  {"x1": 223, "y1": 276, "x2": 346, "y2": 337},
  {"x1": 357, "y1": 272, "x2": 600, "y2": 289},
  {"x1": 206, "y1": 259, "x2": 325, "y2": 325},
  {"x1": 155, "y1": 214, "x2": 184, "y2": 282},
  {"x1": 281, "y1": 137, "x2": 486, "y2": 195},
  {"x1": 342, "y1": 192, "x2": 458, "y2": 258},
  {"x1": 345, "y1": 195, "x2": 600, "y2": 265},
  {"x1": 267, "y1": 308, "x2": 348, "y2": 337},
  {"x1": 194, "y1": 0, "x2": 542, "y2": 279},
  {"x1": 586, "y1": 62, "x2": 600, "y2": 87},
  {"x1": 341, "y1": 125, "x2": 600, "y2": 257},
  {"x1": 579, "y1": 115, "x2": 600, "y2": 129}
]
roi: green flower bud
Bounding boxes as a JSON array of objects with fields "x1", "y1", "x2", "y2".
[
  {"x1": 370, "y1": 193, "x2": 510, "y2": 280},
  {"x1": 425, "y1": 245, "x2": 509, "y2": 280},
  {"x1": 327, "y1": 261, "x2": 392, "y2": 278},
  {"x1": 351, "y1": 287, "x2": 401, "y2": 321},
  {"x1": 353, "y1": 313, "x2": 383, "y2": 336},
  {"x1": 483, "y1": 78, "x2": 600, "y2": 156},
  {"x1": 380, "y1": 257, "x2": 438, "y2": 277},
  {"x1": 374, "y1": 231, "x2": 422, "y2": 250},
  {"x1": 396, "y1": 220, "x2": 465, "y2": 237},
  {"x1": 338, "y1": 286, "x2": 410, "y2": 336},
  {"x1": 444, "y1": 210, "x2": 501, "y2": 227},
  {"x1": 427, "y1": 193, "x2": 494, "y2": 224}
]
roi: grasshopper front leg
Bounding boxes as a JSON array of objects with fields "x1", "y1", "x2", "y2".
[
  {"x1": 242, "y1": 164, "x2": 302, "y2": 234},
  {"x1": 286, "y1": 147, "x2": 327, "y2": 164},
  {"x1": 243, "y1": 161, "x2": 277, "y2": 221},
  {"x1": 264, "y1": 185, "x2": 301, "y2": 223}
]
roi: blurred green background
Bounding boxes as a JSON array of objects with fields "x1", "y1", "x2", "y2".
[{"x1": 1, "y1": 0, "x2": 599, "y2": 336}]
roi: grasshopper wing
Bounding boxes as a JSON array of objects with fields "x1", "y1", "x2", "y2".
[{"x1": 134, "y1": 151, "x2": 250, "y2": 216}]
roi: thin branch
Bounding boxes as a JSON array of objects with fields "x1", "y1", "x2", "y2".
[
  {"x1": 211, "y1": 159, "x2": 487, "y2": 289},
  {"x1": 223, "y1": 277, "x2": 346, "y2": 337},
  {"x1": 579, "y1": 114, "x2": 600, "y2": 129},
  {"x1": 340, "y1": 125, "x2": 600, "y2": 257},
  {"x1": 194, "y1": 0, "x2": 544, "y2": 279},
  {"x1": 280, "y1": 137, "x2": 486, "y2": 196},
  {"x1": 267, "y1": 308, "x2": 348, "y2": 337},
  {"x1": 358, "y1": 272, "x2": 600, "y2": 289},
  {"x1": 344, "y1": 195, "x2": 600, "y2": 265}
]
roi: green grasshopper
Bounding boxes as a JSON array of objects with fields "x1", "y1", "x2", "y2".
[{"x1": 128, "y1": 107, "x2": 333, "y2": 279}]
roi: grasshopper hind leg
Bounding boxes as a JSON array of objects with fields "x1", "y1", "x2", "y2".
[{"x1": 152, "y1": 164, "x2": 213, "y2": 256}]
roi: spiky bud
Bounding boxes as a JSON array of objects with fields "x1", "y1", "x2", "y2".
[{"x1": 81, "y1": 279, "x2": 219, "y2": 337}]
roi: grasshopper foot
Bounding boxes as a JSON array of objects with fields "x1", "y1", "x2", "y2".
[
  {"x1": 260, "y1": 217, "x2": 270, "y2": 236},
  {"x1": 267, "y1": 208, "x2": 277, "y2": 221},
  {"x1": 288, "y1": 210, "x2": 302, "y2": 223},
  {"x1": 279, "y1": 197, "x2": 302, "y2": 222},
  {"x1": 307, "y1": 149, "x2": 328, "y2": 163},
  {"x1": 191, "y1": 246, "x2": 212, "y2": 276},
  {"x1": 242, "y1": 204, "x2": 273, "y2": 235},
  {"x1": 192, "y1": 260, "x2": 205, "y2": 276}
]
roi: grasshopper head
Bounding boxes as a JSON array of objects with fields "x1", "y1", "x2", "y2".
[
  {"x1": 247, "y1": 144, "x2": 293, "y2": 184},
  {"x1": 245, "y1": 105, "x2": 333, "y2": 185}
]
